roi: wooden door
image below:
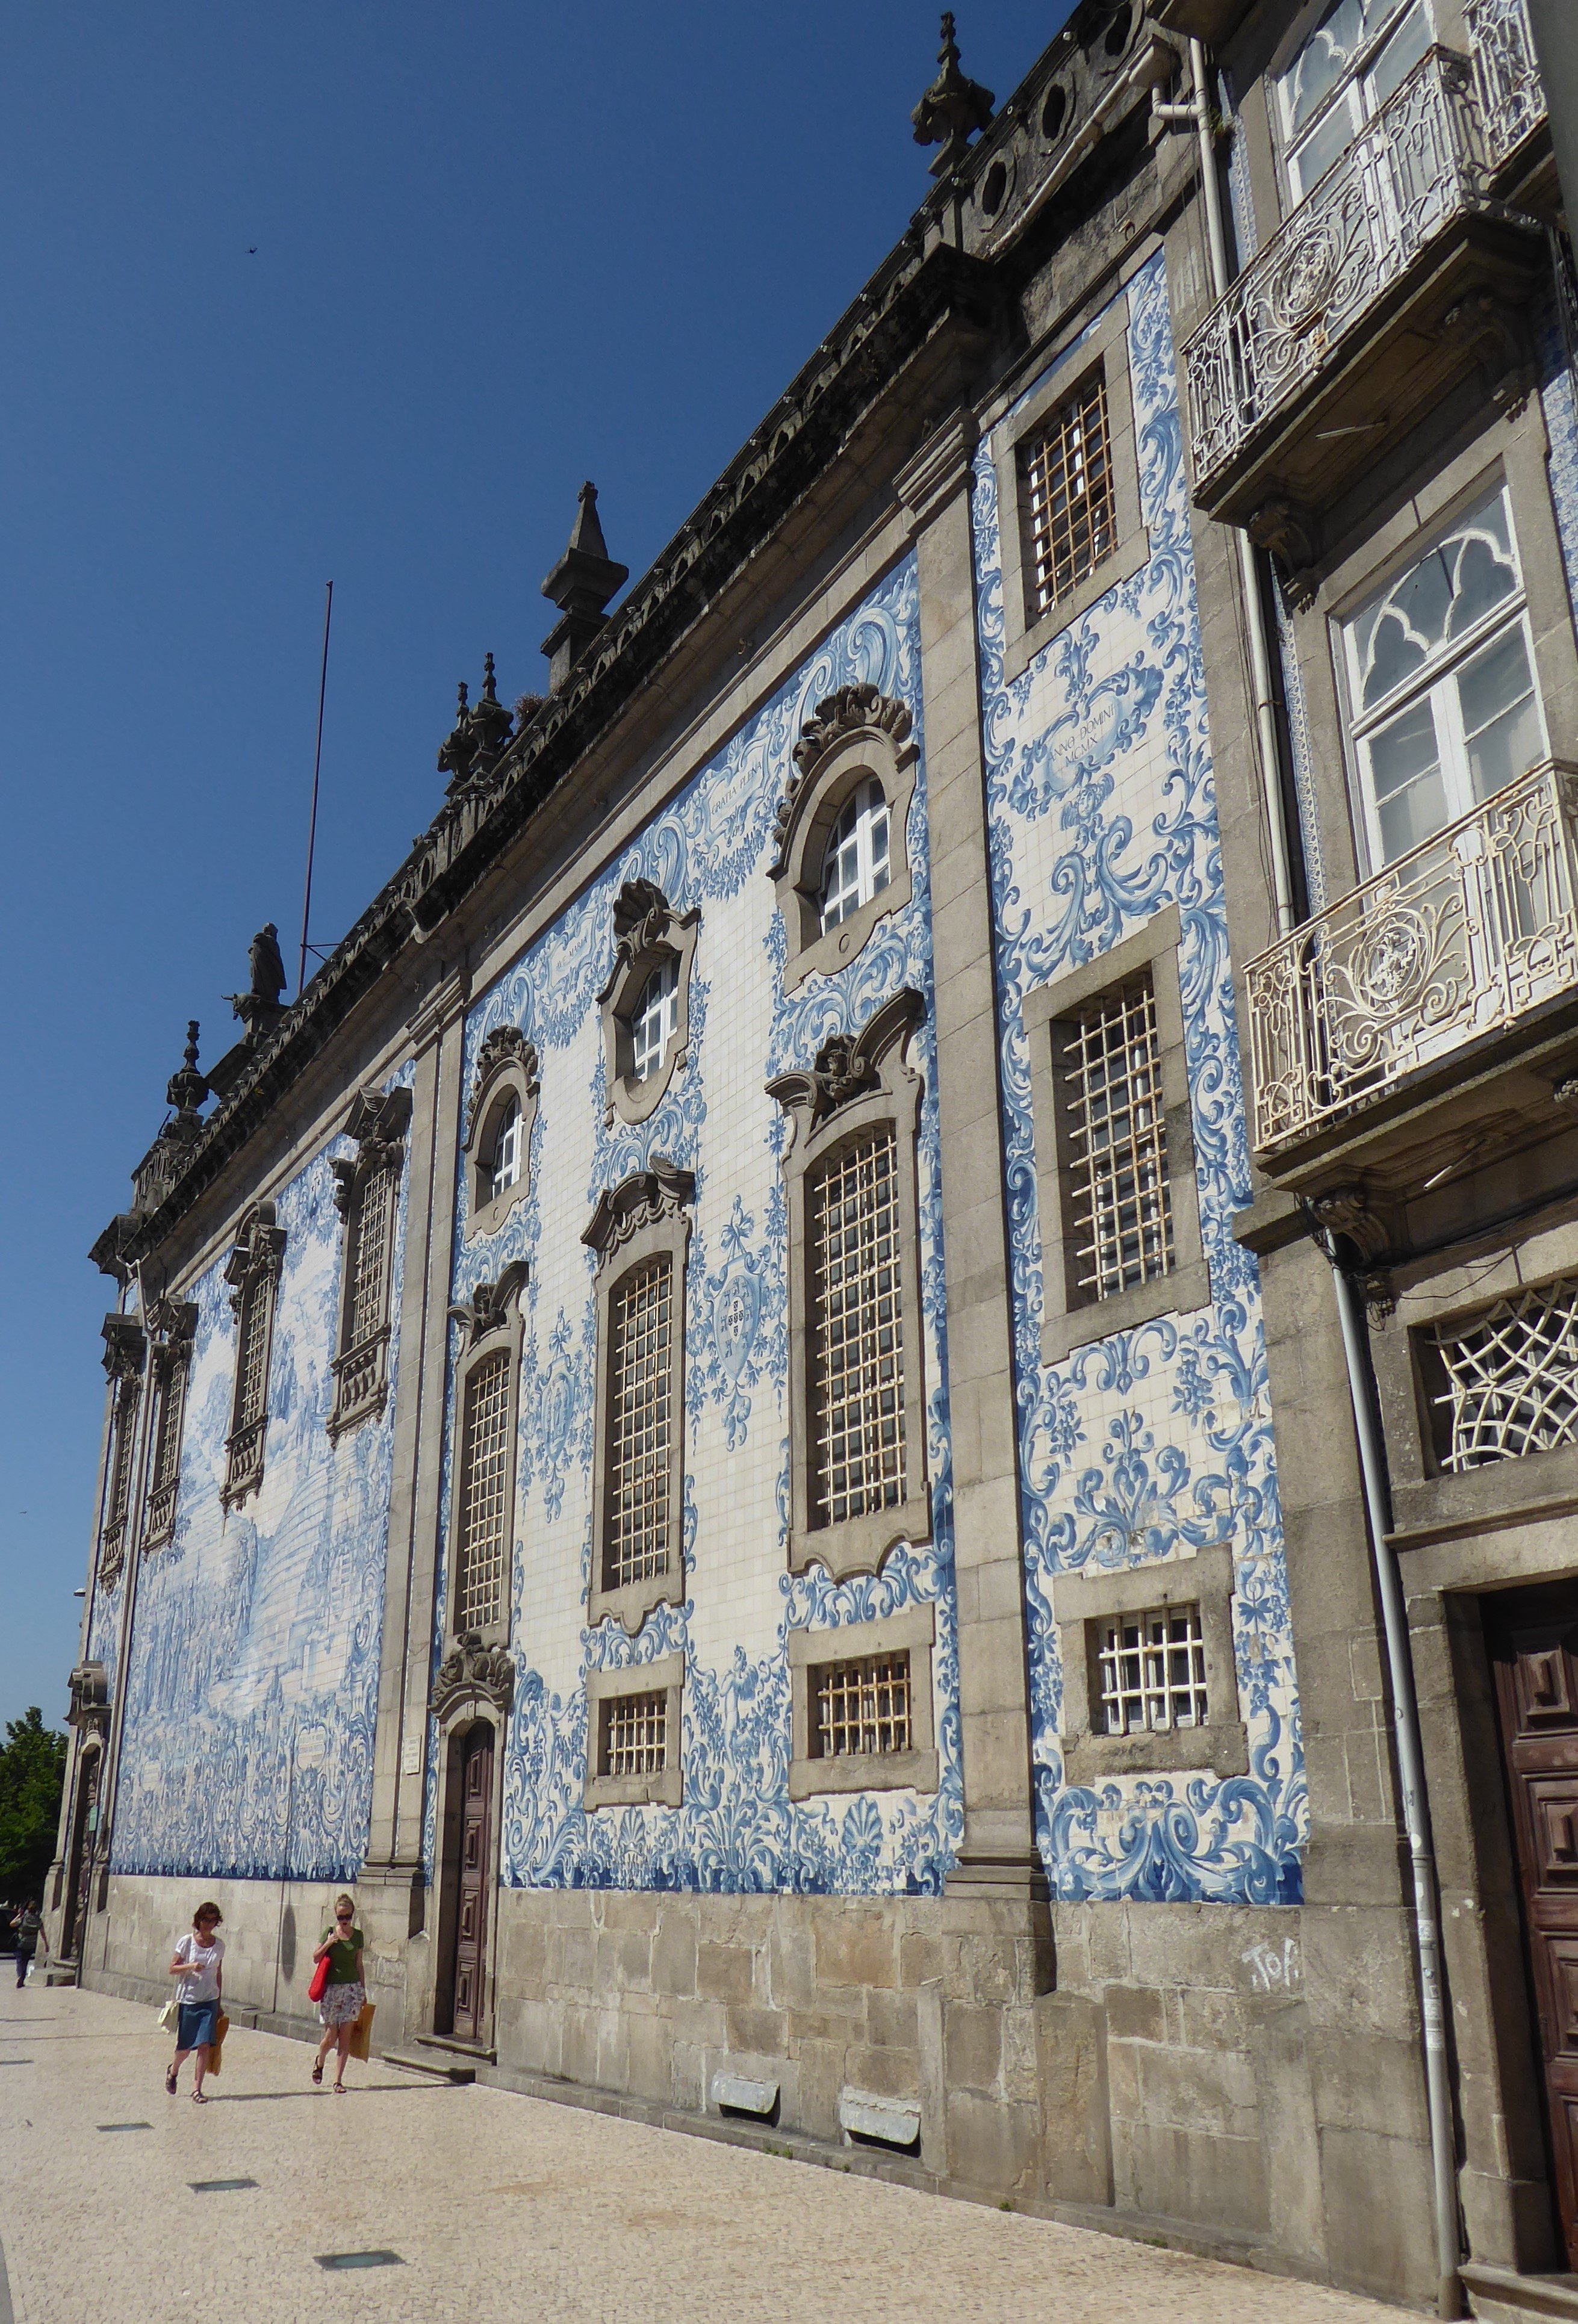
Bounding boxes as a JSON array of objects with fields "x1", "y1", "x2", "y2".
[
  {"x1": 449, "y1": 1724, "x2": 493, "y2": 2044},
  {"x1": 1487, "y1": 1583, "x2": 1578, "y2": 2269}
]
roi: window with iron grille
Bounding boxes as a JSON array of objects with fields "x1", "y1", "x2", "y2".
[
  {"x1": 599, "y1": 1687, "x2": 668, "y2": 1777},
  {"x1": 233, "y1": 1279, "x2": 271, "y2": 1434},
  {"x1": 1096, "y1": 1602, "x2": 1208, "y2": 1736},
  {"x1": 809, "y1": 1127, "x2": 907, "y2": 1528},
  {"x1": 344, "y1": 1166, "x2": 394, "y2": 1352},
  {"x1": 143, "y1": 1360, "x2": 187, "y2": 1547},
  {"x1": 1060, "y1": 971, "x2": 1173, "y2": 1301},
  {"x1": 456, "y1": 1348, "x2": 511, "y2": 1631},
  {"x1": 1418, "y1": 1275, "x2": 1578, "y2": 1473},
  {"x1": 103, "y1": 1383, "x2": 138, "y2": 1555},
  {"x1": 810, "y1": 1650, "x2": 912, "y2": 1758},
  {"x1": 604, "y1": 1257, "x2": 674, "y2": 1590},
  {"x1": 1020, "y1": 371, "x2": 1117, "y2": 616}
]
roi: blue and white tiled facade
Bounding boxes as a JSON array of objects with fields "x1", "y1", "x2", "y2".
[
  {"x1": 432, "y1": 560, "x2": 965, "y2": 1897},
  {"x1": 972, "y1": 255, "x2": 1304, "y2": 1904},
  {"x1": 108, "y1": 1071, "x2": 414, "y2": 1883}
]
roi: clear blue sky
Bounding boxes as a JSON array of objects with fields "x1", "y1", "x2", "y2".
[{"x1": 0, "y1": 1, "x2": 1069, "y2": 1736}]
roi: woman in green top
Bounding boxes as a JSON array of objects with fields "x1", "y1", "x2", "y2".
[{"x1": 309, "y1": 1893, "x2": 364, "y2": 2093}]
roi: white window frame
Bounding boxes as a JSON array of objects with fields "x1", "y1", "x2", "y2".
[
  {"x1": 1273, "y1": 0, "x2": 1435, "y2": 205},
  {"x1": 630, "y1": 959, "x2": 680, "y2": 1082},
  {"x1": 819, "y1": 777, "x2": 893, "y2": 935},
  {"x1": 1338, "y1": 480, "x2": 1549, "y2": 874}
]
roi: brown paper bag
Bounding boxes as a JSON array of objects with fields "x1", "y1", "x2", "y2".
[
  {"x1": 206, "y1": 2012, "x2": 230, "y2": 2075},
  {"x1": 347, "y1": 2000, "x2": 374, "y2": 2063}
]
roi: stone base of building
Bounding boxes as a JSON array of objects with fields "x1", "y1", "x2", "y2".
[{"x1": 79, "y1": 1871, "x2": 1447, "y2": 2304}]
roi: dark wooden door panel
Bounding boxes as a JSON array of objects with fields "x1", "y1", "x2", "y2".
[
  {"x1": 1488, "y1": 1584, "x2": 1578, "y2": 2270},
  {"x1": 449, "y1": 1724, "x2": 492, "y2": 2045}
]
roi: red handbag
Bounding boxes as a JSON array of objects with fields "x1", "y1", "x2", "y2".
[{"x1": 307, "y1": 1954, "x2": 330, "y2": 2003}]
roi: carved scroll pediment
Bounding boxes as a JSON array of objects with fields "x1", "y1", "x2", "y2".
[
  {"x1": 766, "y1": 988, "x2": 925, "y2": 1131},
  {"x1": 449, "y1": 1258, "x2": 529, "y2": 1348},
  {"x1": 67, "y1": 1660, "x2": 110, "y2": 1737},
  {"x1": 101, "y1": 1314, "x2": 146, "y2": 1383},
  {"x1": 332, "y1": 1085, "x2": 414, "y2": 1215},
  {"x1": 583, "y1": 1157, "x2": 695, "y2": 1265},
  {"x1": 770, "y1": 684, "x2": 913, "y2": 878},
  {"x1": 223, "y1": 1201, "x2": 285, "y2": 1310},
  {"x1": 597, "y1": 879, "x2": 691, "y2": 1006},
  {"x1": 429, "y1": 1631, "x2": 515, "y2": 1723}
]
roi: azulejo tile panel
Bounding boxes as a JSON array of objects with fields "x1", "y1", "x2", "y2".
[
  {"x1": 974, "y1": 252, "x2": 1305, "y2": 1904},
  {"x1": 109, "y1": 1067, "x2": 414, "y2": 1883},
  {"x1": 426, "y1": 558, "x2": 963, "y2": 1897}
]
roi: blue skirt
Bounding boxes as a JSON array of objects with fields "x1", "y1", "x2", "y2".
[{"x1": 176, "y1": 1998, "x2": 219, "y2": 2051}]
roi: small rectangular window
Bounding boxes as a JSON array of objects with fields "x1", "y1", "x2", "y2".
[
  {"x1": 1417, "y1": 1275, "x2": 1578, "y2": 1474},
  {"x1": 143, "y1": 1363, "x2": 187, "y2": 1547},
  {"x1": 234, "y1": 1283, "x2": 270, "y2": 1434},
  {"x1": 809, "y1": 1127, "x2": 908, "y2": 1527},
  {"x1": 810, "y1": 1650, "x2": 912, "y2": 1759},
  {"x1": 1020, "y1": 372, "x2": 1117, "y2": 615},
  {"x1": 604, "y1": 1256, "x2": 674, "y2": 1591},
  {"x1": 599, "y1": 1687, "x2": 668, "y2": 1777},
  {"x1": 1059, "y1": 970, "x2": 1173, "y2": 1301},
  {"x1": 456, "y1": 1348, "x2": 511, "y2": 1632},
  {"x1": 103, "y1": 1384, "x2": 138, "y2": 1554},
  {"x1": 1096, "y1": 1603, "x2": 1207, "y2": 1736}
]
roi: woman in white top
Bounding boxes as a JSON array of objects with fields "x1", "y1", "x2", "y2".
[{"x1": 166, "y1": 1901, "x2": 224, "y2": 2103}]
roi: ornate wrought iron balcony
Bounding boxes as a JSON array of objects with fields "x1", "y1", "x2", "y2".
[
  {"x1": 1184, "y1": 29, "x2": 1545, "y2": 541},
  {"x1": 1244, "y1": 760, "x2": 1578, "y2": 1161}
]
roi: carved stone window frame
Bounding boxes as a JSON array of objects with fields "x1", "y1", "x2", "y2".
[
  {"x1": 329, "y1": 1086, "x2": 412, "y2": 1439},
  {"x1": 98, "y1": 1315, "x2": 146, "y2": 1591},
  {"x1": 768, "y1": 988, "x2": 931, "y2": 1582},
  {"x1": 992, "y1": 299, "x2": 1149, "y2": 688},
  {"x1": 141, "y1": 1297, "x2": 197, "y2": 1552},
  {"x1": 1049, "y1": 1543, "x2": 1247, "y2": 1781},
  {"x1": 1023, "y1": 903, "x2": 1210, "y2": 1366},
  {"x1": 222, "y1": 1201, "x2": 286, "y2": 1511},
  {"x1": 462, "y1": 1027, "x2": 540, "y2": 1241},
  {"x1": 444, "y1": 1259, "x2": 528, "y2": 1652},
  {"x1": 769, "y1": 684, "x2": 917, "y2": 994},
  {"x1": 583, "y1": 1164, "x2": 693, "y2": 1634},
  {"x1": 787, "y1": 1601, "x2": 939, "y2": 1799},
  {"x1": 598, "y1": 881, "x2": 700, "y2": 1129},
  {"x1": 583, "y1": 1652, "x2": 685, "y2": 1810}
]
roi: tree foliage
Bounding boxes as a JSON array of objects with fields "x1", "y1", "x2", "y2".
[{"x1": 0, "y1": 1708, "x2": 67, "y2": 1898}]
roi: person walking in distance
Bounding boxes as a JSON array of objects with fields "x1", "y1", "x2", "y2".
[
  {"x1": 166, "y1": 1901, "x2": 224, "y2": 2102},
  {"x1": 310, "y1": 1894, "x2": 364, "y2": 2093},
  {"x1": 9, "y1": 1900, "x2": 42, "y2": 1988}
]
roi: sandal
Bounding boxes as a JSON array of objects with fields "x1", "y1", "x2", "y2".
[
  {"x1": 191, "y1": 2090, "x2": 207, "y2": 2105},
  {"x1": 332, "y1": 2081, "x2": 346, "y2": 2095},
  {"x1": 311, "y1": 2059, "x2": 323, "y2": 2085},
  {"x1": 165, "y1": 2068, "x2": 178, "y2": 2095}
]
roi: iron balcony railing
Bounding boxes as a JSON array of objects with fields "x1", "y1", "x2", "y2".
[
  {"x1": 1184, "y1": 30, "x2": 1541, "y2": 497},
  {"x1": 1244, "y1": 760, "x2": 1578, "y2": 1155},
  {"x1": 1465, "y1": 0, "x2": 1546, "y2": 173}
]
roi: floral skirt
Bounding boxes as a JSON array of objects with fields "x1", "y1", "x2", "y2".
[{"x1": 318, "y1": 1977, "x2": 365, "y2": 2028}]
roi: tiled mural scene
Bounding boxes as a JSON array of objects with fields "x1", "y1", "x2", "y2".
[{"x1": 48, "y1": 4, "x2": 1578, "y2": 2317}]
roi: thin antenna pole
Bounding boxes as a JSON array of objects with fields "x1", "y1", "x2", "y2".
[{"x1": 297, "y1": 579, "x2": 334, "y2": 999}]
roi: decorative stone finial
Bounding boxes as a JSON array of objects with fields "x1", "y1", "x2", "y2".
[
  {"x1": 165, "y1": 1021, "x2": 210, "y2": 1121},
  {"x1": 912, "y1": 11, "x2": 994, "y2": 179},
  {"x1": 540, "y1": 481, "x2": 629, "y2": 696},
  {"x1": 467, "y1": 651, "x2": 513, "y2": 767},
  {"x1": 437, "y1": 680, "x2": 476, "y2": 792}
]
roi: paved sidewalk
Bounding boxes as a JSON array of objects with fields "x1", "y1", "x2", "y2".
[{"x1": 0, "y1": 1984, "x2": 1399, "y2": 2323}]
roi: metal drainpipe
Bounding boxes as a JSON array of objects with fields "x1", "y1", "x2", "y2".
[
  {"x1": 1166, "y1": 37, "x2": 1463, "y2": 2314},
  {"x1": 1329, "y1": 1254, "x2": 1464, "y2": 2317}
]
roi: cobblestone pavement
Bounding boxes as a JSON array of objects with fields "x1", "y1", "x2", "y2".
[{"x1": 0, "y1": 1985, "x2": 1400, "y2": 2324}]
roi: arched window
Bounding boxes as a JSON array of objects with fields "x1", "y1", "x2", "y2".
[
  {"x1": 488, "y1": 1096, "x2": 523, "y2": 1198},
  {"x1": 630, "y1": 961, "x2": 679, "y2": 1082},
  {"x1": 461, "y1": 1029, "x2": 539, "y2": 1241},
  {"x1": 819, "y1": 778, "x2": 892, "y2": 934}
]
